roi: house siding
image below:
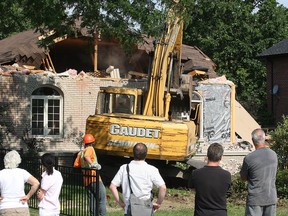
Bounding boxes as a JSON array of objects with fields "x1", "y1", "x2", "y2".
[{"x1": 0, "y1": 74, "x2": 139, "y2": 153}]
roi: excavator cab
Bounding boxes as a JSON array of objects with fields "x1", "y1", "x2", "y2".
[{"x1": 95, "y1": 87, "x2": 143, "y2": 115}]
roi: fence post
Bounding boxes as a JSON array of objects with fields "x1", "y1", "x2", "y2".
[
  {"x1": 55, "y1": 156, "x2": 59, "y2": 169},
  {"x1": 96, "y1": 169, "x2": 100, "y2": 216}
]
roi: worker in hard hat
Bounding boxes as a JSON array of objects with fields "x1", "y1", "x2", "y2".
[{"x1": 74, "y1": 134, "x2": 106, "y2": 216}]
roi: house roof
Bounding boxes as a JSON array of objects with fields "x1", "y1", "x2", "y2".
[
  {"x1": 258, "y1": 39, "x2": 288, "y2": 57},
  {"x1": 131, "y1": 37, "x2": 217, "y2": 77},
  {"x1": 0, "y1": 30, "x2": 217, "y2": 77},
  {"x1": 0, "y1": 30, "x2": 45, "y2": 66}
]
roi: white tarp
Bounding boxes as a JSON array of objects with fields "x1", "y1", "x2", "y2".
[
  {"x1": 196, "y1": 77, "x2": 234, "y2": 144},
  {"x1": 196, "y1": 75, "x2": 260, "y2": 145}
]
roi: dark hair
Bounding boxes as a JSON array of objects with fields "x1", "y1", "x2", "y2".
[
  {"x1": 41, "y1": 153, "x2": 55, "y2": 175},
  {"x1": 133, "y1": 143, "x2": 147, "y2": 160},
  {"x1": 84, "y1": 142, "x2": 94, "y2": 147},
  {"x1": 207, "y1": 143, "x2": 223, "y2": 162}
]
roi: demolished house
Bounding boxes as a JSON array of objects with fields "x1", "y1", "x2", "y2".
[
  {"x1": 0, "y1": 28, "x2": 260, "y2": 174},
  {"x1": 0, "y1": 29, "x2": 218, "y2": 154},
  {"x1": 0, "y1": 29, "x2": 218, "y2": 77}
]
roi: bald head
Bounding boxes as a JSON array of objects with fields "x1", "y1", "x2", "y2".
[
  {"x1": 133, "y1": 143, "x2": 148, "y2": 160},
  {"x1": 251, "y1": 128, "x2": 266, "y2": 146}
]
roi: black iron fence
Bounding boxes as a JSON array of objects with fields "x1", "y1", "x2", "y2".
[{"x1": 0, "y1": 149, "x2": 100, "y2": 216}]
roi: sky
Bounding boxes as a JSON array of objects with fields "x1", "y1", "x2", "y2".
[{"x1": 277, "y1": 0, "x2": 288, "y2": 8}]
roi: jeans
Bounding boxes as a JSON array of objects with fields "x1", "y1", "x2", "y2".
[{"x1": 87, "y1": 181, "x2": 107, "y2": 216}]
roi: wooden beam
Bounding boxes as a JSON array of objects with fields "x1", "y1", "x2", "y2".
[
  {"x1": 41, "y1": 58, "x2": 47, "y2": 70},
  {"x1": 45, "y1": 57, "x2": 50, "y2": 70},
  {"x1": 93, "y1": 32, "x2": 100, "y2": 72},
  {"x1": 47, "y1": 52, "x2": 56, "y2": 73}
]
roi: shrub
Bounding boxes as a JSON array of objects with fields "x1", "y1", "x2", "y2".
[
  {"x1": 270, "y1": 115, "x2": 288, "y2": 169},
  {"x1": 228, "y1": 170, "x2": 288, "y2": 201},
  {"x1": 276, "y1": 169, "x2": 288, "y2": 199},
  {"x1": 227, "y1": 173, "x2": 247, "y2": 203}
]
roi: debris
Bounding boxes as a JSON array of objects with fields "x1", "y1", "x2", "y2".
[
  {"x1": 238, "y1": 141, "x2": 253, "y2": 151},
  {"x1": 57, "y1": 69, "x2": 78, "y2": 77},
  {"x1": 106, "y1": 65, "x2": 114, "y2": 74},
  {"x1": 105, "y1": 65, "x2": 120, "y2": 78},
  {"x1": 128, "y1": 71, "x2": 148, "y2": 79},
  {"x1": 23, "y1": 65, "x2": 35, "y2": 70}
]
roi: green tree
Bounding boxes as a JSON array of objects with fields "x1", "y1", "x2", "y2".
[
  {"x1": 183, "y1": 0, "x2": 288, "y2": 123},
  {"x1": 1, "y1": 0, "x2": 194, "y2": 48},
  {"x1": 0, "y1": 0, "x2": 32, "y2": 39},
  {"x1": 19, "y1": 0, "x2": 193, "y2": 49}
]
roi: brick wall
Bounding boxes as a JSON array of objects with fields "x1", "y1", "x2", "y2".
[
  {"x1": 0, "y1": 73, "x2": 142, "y2": 153},
  {"x1": 266, "y1": 55, "x2": 288, "y2": 123}
]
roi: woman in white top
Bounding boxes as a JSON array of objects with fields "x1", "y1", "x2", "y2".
[
  {"x1": 0, "y1": 150, "x2": 40, "y2": 216},
  {"x1": 37, "y1": 153, "x2": 63, "y2": 216}
]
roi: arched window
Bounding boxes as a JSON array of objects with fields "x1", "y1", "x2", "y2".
[{"x1": 31, "y1": 87, "x2": 63, "y2": 137}]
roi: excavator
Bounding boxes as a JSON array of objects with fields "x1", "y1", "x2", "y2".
[{"x1": 85, "y1": 7, "x2": 237, "y2": 182}]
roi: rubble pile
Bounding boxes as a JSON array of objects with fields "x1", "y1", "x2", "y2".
[{"x1": 0, "y1": 64, "x2": 110, "y2": 78}]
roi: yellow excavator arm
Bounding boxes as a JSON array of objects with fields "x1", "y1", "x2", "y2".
[{"x1": 143, "y1": 17, "x2": 183, "y2": 119}]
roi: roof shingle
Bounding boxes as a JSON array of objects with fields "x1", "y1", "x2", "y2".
[{"x1": 258, "y1": 39, "x2": 288, "y2": 57}]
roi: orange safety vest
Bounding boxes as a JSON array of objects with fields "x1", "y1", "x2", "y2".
[{"x1": 74, "y1": 146, "x2": 99, "y2": 186}]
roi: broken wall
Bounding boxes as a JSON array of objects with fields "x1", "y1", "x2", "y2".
[
  {"x1": 49, "y1": 38, "x2": 150, "y2": 77},
  {"x1": 0, "y1": 73, "x2": 140, "y2": 153}
]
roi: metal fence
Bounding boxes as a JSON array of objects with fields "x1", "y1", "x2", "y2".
[{"x1": 0, "y1": 149, "x2": 100, "y2": 216}]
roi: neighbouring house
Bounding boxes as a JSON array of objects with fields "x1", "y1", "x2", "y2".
[
  {"x1": 258, "y1": 38, "x2": 288, "y2": 124},
  {"x1": 0, "y1": 29, "x2": 217, "y2": 157}
]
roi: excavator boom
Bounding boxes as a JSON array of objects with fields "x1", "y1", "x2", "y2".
[{"x1": 143, "y1": 17, "x2": 183, "y2": 118}]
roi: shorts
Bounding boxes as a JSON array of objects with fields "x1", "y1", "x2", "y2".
[{"x1": 0, "y1": 207, "x2": 30, "y2": 216}]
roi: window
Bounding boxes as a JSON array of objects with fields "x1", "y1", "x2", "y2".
[
  {"x1": 96, "y1": 92, "x2": 135, "y2": 114},
  {"x1": 31, "y1": 87, "x2": 63, "y2": 137}
]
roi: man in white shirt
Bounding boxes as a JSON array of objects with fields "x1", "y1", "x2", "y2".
[{"x1": 109, "y1": 143, "x2": 166, "y2": 216}]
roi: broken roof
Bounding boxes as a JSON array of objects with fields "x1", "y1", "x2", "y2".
[
  {"x1": 258, "y1": 38, "x2": 288, "y2": 57},
  {"x1": 139, "y1": 37, "x2": 217, "y2": 77},
  {"x1": 0, "y1": 30, "x2": 217, "y2": 78},
  {"x1": 0, "y1": 30, "x2": 45, "y2": 67}
]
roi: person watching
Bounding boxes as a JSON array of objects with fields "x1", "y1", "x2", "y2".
[
  {"x1": 240, "y1": 128, "x2": 278, "y2": 216},
  {"x1": 109, "y1": 143, "x2": 166, "y2": 216},
  {"x1": 188, "y1": 143, "x2": 231, "y2": 216},
  {"x1": 0, "y1": 150, "x2": 40, "y2": 216}
]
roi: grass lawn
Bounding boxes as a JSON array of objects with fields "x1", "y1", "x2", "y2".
[
  {"x1": 29, "y1": 187, "x2": 288, "y2": 215},
  {"x1": 106, "y1": 204, "x2": 288, "y2": 216},
  {"x1": 30, "y1": 203, "x2": 288, "y2": 216}
]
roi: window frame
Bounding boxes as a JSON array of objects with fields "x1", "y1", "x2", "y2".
[{"x1": 31, "y1": 92, "x2": 63, "y2": 138}]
